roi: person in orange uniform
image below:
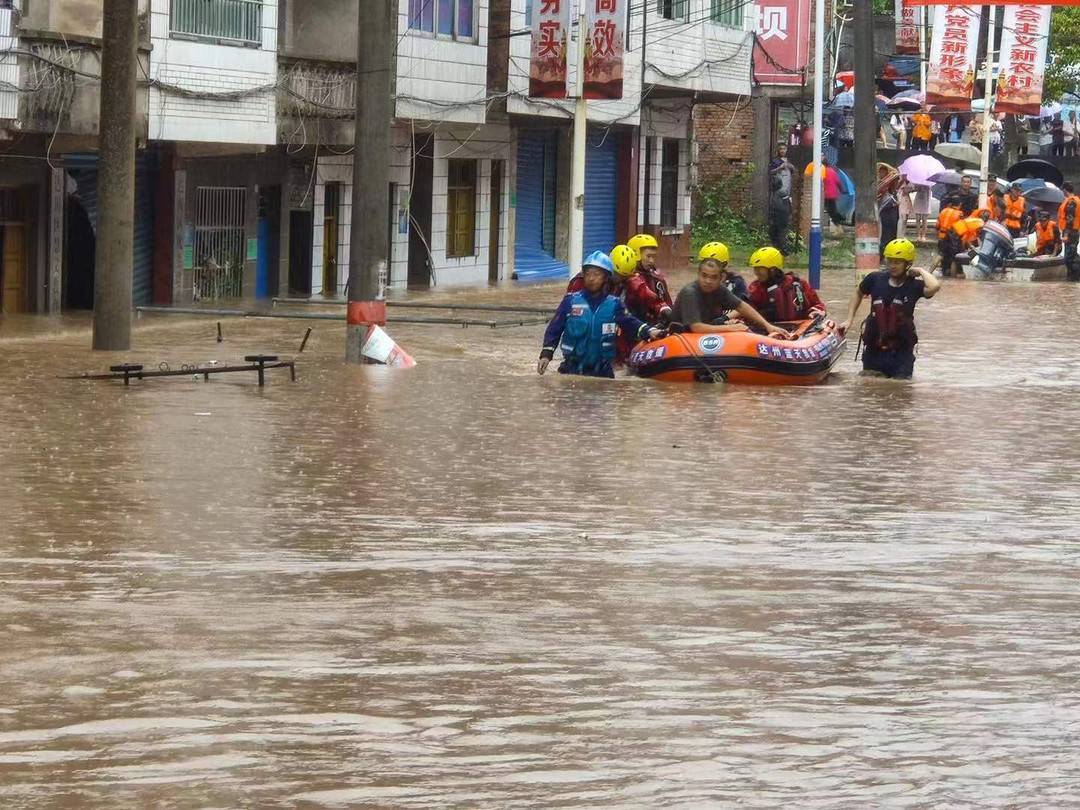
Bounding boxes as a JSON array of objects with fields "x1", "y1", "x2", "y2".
[
  {"x1": 934, "y1": 203, "x2": 963, "y2": 277},
  {"x1": 949, "y1": 210, "x2": 989, "y2": 276},
  {"x1": 624, "y1": 233, "x2": 674, "y2": 324},
  {"x1": 911, "y1": 111, "x2": 932, "y2": 152},
  {"x1": 1033, "y1": 209, "x2": 1061, "y2": 256},
  {"x1": 1058, "y1": 181, "x2": 1080, "y2": 280},
  {"x1": 1004, "y1": 183, "x2": 1027, "y2": 237},
  {"x1": 746, "y1": 246, "x2": 825, "y2": 321}
]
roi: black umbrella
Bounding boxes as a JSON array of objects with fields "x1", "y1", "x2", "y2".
[
  {"x1": 928, "y1": 170, "x2": 965, "y2": 186},
  {"x1": 1006, "y1": 158, "x2": 1065, "y2": 187}
]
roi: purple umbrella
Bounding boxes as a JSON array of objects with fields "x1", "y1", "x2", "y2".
[{"x1": 898, "y1": 154, "x2": 947, "y2": 187}]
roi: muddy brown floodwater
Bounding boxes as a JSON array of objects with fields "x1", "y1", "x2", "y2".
[{"x1": 2, "y1": 266, "x2": 1080, "y2": 808}]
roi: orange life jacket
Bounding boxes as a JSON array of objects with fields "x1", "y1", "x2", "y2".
[
  {"x1": 951, "y1": 216, "x2": 984, "y2": 246},
  {"x1": 1035, "y1": 220, "x2": 1059, "y2": 253},
  {"x1": 937, "y1": 207, "x2": 962, "y2": 240},
  {"x1": 987, "y1": 196, "x2": 1003, "y2": 222},
  {"x1": 1058, "y1": 194, "x2": 1080, "y2": 231},
  {"x1": 1005, "y1": 195, "x2": 1025, "y2": 229}
]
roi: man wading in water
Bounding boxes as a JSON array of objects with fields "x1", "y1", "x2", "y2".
[{"x1": 838, "y1": 238, "x2": 941, "y2": 379}]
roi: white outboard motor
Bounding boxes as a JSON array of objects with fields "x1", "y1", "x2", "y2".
[{"x1": 970, "y1": 220, "x2": 1015, "y2": 276}]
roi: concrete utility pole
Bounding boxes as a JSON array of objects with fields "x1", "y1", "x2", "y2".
[
  {"x1": 808, "y1": 0, "x2": 825, "y2": 288},
  {"x1": 92, "y1": 0, "x2": 138, "y2": 351},
  {"x1": 346, "y1": 0, "x2": 393, "y2": 363},
  {"x1": 977, "y1": 7, "x2": 996, "y2": 207},
  {"x1": 852, "y1": 0, "x2": 878, "y2": 278},
  {"x1": 568, "y1": 11, "x2": 588, "y2": 278}
]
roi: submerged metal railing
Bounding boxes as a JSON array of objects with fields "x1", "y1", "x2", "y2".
[
  {"x1": 170, "y1": 0, "x2": 262, "y2": 45},
  {"x1": 192, "y1": 265, "x2": 244, "y2": 301}
]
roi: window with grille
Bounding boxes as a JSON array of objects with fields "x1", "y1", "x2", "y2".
[
  {"x1": 658, "y1": 0, "x2": 688, "y2": 21},
  {"x1": 409, "y1": 0, "x2": 475, "y2": 39},
  {"x1": 192, "y1": 187, "x2": 246, "y2": 300},
  {"x1": 171, "y1": 0, "x2": 263, "y2": 46},
  {"x1": 660, "y1": 139, "x2": 680, "y2": 228},
  {"x1": 710, "y1": 0, "x2": 743, "y2": 28},
  {"x1": 446, "y1": 160, "x2": 477, "y2": 258}
]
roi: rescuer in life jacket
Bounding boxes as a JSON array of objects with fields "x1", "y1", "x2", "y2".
[
  {"x1": 538, "y1": 251, "x2": 665, "y2": 378},
  {"x1": 1058, "y1": 182, "x2": 1080, "y2": 280},
  {"x1": 670, "y1": 256, "x2": 791, "y2": 338},
  {"x1": 624, "y1": 233, "x2": 674, "y2": 324},
  {"x1": 1004, "y1": 183, "x2": 1028, "y2": 237},
  {"x1": 746, "y1": 246, "x2": 825, "y2": 322},
  {"x1": 1033, "y1": 209, "x2": 1062, "y2": 257},
  {"x1": 949, "y1": 209, "x2": 990, "y2": 273},
  {"x1": 698, "y1": 241, "x2": 749, "y2": 301},
  {"x1": 838, "y1": 238, "x2": 941, "y2": 379},
  {"x1": 933, "y1": 203, "x2": 963, "y2": 277}
]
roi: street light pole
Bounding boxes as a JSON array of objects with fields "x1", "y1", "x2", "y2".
[
  {"x1": 852, "y1": 0, "x2": 879, "y2": 279},
  {"x1": 808, "y1": 0, "x2": 825, "y2": 288},
  {"x1": 568, "y1": 12, "x2": 588, "y2": 278},
  {"x1": 978, "y1": 7, "x2": 996, "y2": 207}
]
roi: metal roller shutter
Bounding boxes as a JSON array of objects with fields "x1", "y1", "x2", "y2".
[
  {"x1": 513, "y1": 130, "x2": 567, "y2": 282},
  {"x1": 583, "y1": 131, "x2": 619, "y2": 259}
]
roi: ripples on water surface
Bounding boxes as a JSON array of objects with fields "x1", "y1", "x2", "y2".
[{"x1": 1, "y1": 271, "x2": 1080, "y2": 808}]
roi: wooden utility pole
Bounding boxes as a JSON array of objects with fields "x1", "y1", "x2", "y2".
[
  {"x1": 92, "y1": 0, "x2": 137, "y2": 350},
  {"x1": 852, "y1": 0, "x2": 878, "y2": 278},
  {"x1": 345, "y1": 0, "x2": 394, "y2": 362}
]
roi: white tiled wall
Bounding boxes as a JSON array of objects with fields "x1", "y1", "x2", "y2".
[
  {"x1": 638, "y1": 103, "x2": 691, "y2": 231},
  {"x1": 310, "y1": 124, "x2": 512, "y2": 293},
  {"x1": 148, "y1": 0, "x2": 277, "y2": 144}
]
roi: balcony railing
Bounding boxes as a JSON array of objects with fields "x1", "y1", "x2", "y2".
[
  {"x1": 171, "y1": 0, "x2": 262, "y2": 46},
  {"x1": 278, "y1": 61, "x2": 355, "y2": 119}
]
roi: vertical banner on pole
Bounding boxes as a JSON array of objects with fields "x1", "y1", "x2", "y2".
[
  {"x1": 752, "y1": 0, "x2": 812, "y2": 85},
  {"x1": 896, "y1": 0, "x2": 920, "y2": 54},
  {"x1": 584, "y1": 0, "x2": 625, "y2": 99},
  {"x1": 925, "y1": 5, "x2": 980, "y2": 110},
  {"x1": 530, "y1": 0, "x2": 571, "y2": 98},
  {"x1": 996, "y1": 5, "x2": 1050, "y2": 116}
]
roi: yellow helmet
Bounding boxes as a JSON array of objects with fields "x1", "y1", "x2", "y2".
[
  {"x1": 882, "y1": 238, "x2": 916, "y2": 263},
  {"x1": 610, "y1": 244, "x2": 639, "y2": 277},
  {"x1": 749, "y1": 246, "x2": 784, "y2": 270},
  {"x1": 628, "y1": 233, "x2": 659, "y2": 253},
  {"x1": 698, "y1": 241, "x2": 730, "y2": 264}
]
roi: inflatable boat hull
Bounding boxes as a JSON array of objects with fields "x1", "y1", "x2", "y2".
[{"x1": 629, "y1": 320, "x2": 846, "y2": 385}]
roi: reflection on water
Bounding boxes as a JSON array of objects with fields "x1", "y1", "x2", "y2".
[{"x1": 2, "y1": 269, "x2": 1080, "y2": 807}]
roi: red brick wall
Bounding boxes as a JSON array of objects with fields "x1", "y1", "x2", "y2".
[{"x1": 694, "y1": 101, "x2": 756, "y2": 215}]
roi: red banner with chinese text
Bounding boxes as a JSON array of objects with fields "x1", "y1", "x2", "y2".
[
  {"x1": 996, "y1": 5, "x2": 1050, "y2": 115},
  {"x1": 752, "y1": 0, "x2": 812, "y2": 85},
  {"x1": 584, "y1": 0, "x2": 625, "y2": 99},
  {"x1": 530, "y1": 0, "x2": 570, "y2": 98},
  {"x1": 896, "y1": 1, "x2": 920, "y2": 54},
  {"x1": 906, "y1": 0, "x2": 1076, "y2": 5},
  {"x1": 925, "y1": 5, "x2": 980, "y2": 110}
]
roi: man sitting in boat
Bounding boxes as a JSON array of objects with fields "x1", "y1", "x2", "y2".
[
  {"x1": 698, "y1": 242, "x2": 749, "y2": 301},
  {"x1": 838, "y1": 238, "x2": 941, "y2": 379},
  {"x1": 623, "y1": 233, "x2": 674, "y2": 325},
  {"x1": 745, "y1": 247, "x2": 825, "y2": 322},
  {"x1": 1033, "y1": 209, "x2": 1062, "y2": 257},
  {"x1": 538, "y1": 251, "x2": 666, "y2": 378},
  {"x1": 670, "y1": 256, "x2": 790, "y2": 338}
]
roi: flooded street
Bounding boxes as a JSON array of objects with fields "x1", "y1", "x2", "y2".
[{"x1": 2, "y1": 266, "x2": 1080, "y2": 808}]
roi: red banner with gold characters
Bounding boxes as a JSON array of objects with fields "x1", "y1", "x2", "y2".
[
  {"x1": 896, "y1": 0, "x2": 920, "y2": 55},
  {"x1": 529, "y1": 0, "x2": 570, "y2": 98},
  {"x1": 925, "y1": 5, "x2": 980, "y2": 110},
  {"x1": 584, "y1": 0, "x2": 625, "y2": 99},
  {"x1": 996, "y1": 5, "x2": 1051, "y2": 115}
]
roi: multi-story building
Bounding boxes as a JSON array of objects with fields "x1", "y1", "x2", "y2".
[{"x1": 0, "y1": 0, "x2": 752, "y2": 314}]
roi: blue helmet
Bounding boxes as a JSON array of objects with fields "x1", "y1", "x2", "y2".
[{"x1": 582, "y1": 250, "x2": 615, "y2": 276}]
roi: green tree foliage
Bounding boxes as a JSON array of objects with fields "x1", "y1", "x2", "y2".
[
  {"x1": 872, "y1": 0, "x2": 893, "y2": 16},
  {"x1": 1045, "y1": 8, "x2": 1080, "y2": 102}
]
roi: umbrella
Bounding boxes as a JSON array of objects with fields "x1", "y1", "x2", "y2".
[
  {"x1": 1040, "y1": 102, "x2": 1062, "y2": 119},
  {"x1": 934, "y1": 142, "x2": 982, "y2": 166},
  {"x1": 928, "y1": 170, "x2": 965, "y2": 186},
  {"x1": 887, "y1": 97, "x2": 922, "y2": 111},
  {"x1": 898, "y1": 154, "x2": 947, "y2": 187},
  {"x1": 831, "y1": 90, "x2": 855, "y2": 108},
  {"x1": 1019, "y1": 180, "x2": 1065, "y2": 205},
  {"x1": 1007, "y1": 158, "x2": 1065, "y2": 187}
]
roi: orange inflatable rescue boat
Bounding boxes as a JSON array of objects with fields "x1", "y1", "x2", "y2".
[{"x1": 628, "y1": 318, "x2": 846, "y2": 385}]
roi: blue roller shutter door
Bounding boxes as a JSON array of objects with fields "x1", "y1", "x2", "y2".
[
  {"x1": 583, "y1": 132, "x2": 618, "y2": 259},
  {"x1": 513, "y1": 130, "x2": 567, "y2": 281}
]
